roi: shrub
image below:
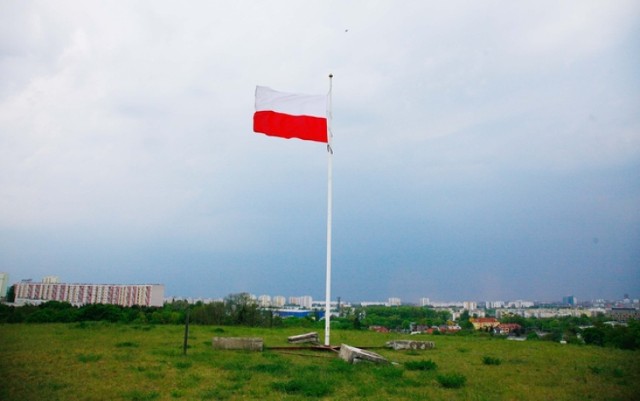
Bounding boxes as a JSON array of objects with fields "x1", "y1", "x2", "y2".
[
  {"x1": 124, "y1": 390, "x2": 160, "y2": 401},
  {"x1": 405, "y1": 360, "x2": 437, "y2": 371},
  {"x1": 482, "y1": 356, "x2": 502, "y2": 365},
  {"x1": 174, "y1": 361, "x2": 192, "y2": 370},
  {"x1": 116, "y1": 341, "x2": 139, "y2": 348},
  {"x1": 272, "y1": 378, "x2": 332, "y2": 397},
  {"x1": 437, "y1": 372, "x2": 467, "y2": 388},
  {"x1": 588, "y1": 365, "x2": 604, "y2": 375},
  {"x1": 77, "y1": 353, "x2": 102, "y2": 363}
]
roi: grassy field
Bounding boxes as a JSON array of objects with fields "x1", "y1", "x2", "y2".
[{"x1": 1, "y1": 323, "x2": 638, "y2": 401}]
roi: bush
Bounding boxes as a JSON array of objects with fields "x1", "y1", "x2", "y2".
[
  {"x1": 124, "y1": 390, "x2": 160, "y2": 401},
  {"x1": 482, "y1": 356, "x2": 502, "y2": 366},
  {"x1": 115, "y1": 341, "x2": 139, "y2": 348},
  {"x1": 174, "y1": 361, "x2": 192, "y2": 370},
  {"x1": 405, "y1": 360, "x2": 437, "y2": 371},
  {"x1": 526, "y1": 332, "x2": 539, "y2": 341},
  {"x1": 272, "y1": 378, "x2": 332, "y2": 397},
  {"x1": 437, "y1": 372, "x2": 467, "y2": 388},
  {"x1": 589, "y1": 365, "x2": 604, "y2": 374},
  {"x1": 77, "y1": 353, "x2": 102, "y2": 363}
]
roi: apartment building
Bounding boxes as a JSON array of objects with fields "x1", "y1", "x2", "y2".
[{"x1": 14, "y1": 281, "x2": 164, "y2": 307}]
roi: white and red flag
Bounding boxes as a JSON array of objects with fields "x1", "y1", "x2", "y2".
[{"x1": 253, "y1": 86, "x2": 328, "y2": 143}]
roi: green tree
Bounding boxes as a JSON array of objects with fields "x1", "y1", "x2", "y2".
[
  {"x1": 78, "y1": 304, "x2": 123, "y2": 322},
  {"x1": 6, "y1": 285, "x2": 16, "y2": 302},
  {"x1": 582, "y1": 326, "x2": 605, "y2": 346},
  {"x1": 459, "y1": 310, "x2": 474, "y2": 330},
  {"x1": 191, "y1": 301, "x2": 225, "y2": 325}
]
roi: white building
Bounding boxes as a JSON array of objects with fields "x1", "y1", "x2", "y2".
[
  {"x1": 42, "y1": 276, "x2": 60, "y2": 284},
  {"x1": 419, "y1": 298, "x2": 430, "y2": 307},
  {"x1": 485, "y1": 301, "x2": 505, "y2": 309},
  {"x1": 14, "y1": 280, "x2": 165, "y2": 307},
  {"x1": 272, "y1": 296, "x2": 286, "y2": 307},
  {"x1": 507, "y1": 300, "x2": 535, "y2": 308},
  {"x1": 463, "y1": 301, "x2": 477, "y2": 311},
  {"x1": 388, "y1": 297, "x2": 402, "y2": 306},
  {"x1": 288, "y1": 296, "x2": 313, "y2": 309},
  {"x1": 359, "y1": 301, "x2": 387, "y2": 307},
  {"x1": 258, "y1": 295, "x2": 271, "y2": 307}
]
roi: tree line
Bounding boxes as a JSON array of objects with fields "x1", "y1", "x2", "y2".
[
  {"x1": 1, "y1": 294, "x2": 638, "y2": 350},
  {"x1": 499, "y1": 313, "x2": 640, "y2": 349},
  {"x1": 0, "y1": 293, "x2": 276, "y2": 327}
]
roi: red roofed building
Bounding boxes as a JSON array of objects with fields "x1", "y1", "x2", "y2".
[
  {"x1": 369, "y1": 325, "x2": 390, "y2": 333},
  {"x1": 496, "y1": 323, "x2": 522, "y2": 335},
  {"x1": 470, "y1": 317, "x2": 500, "y2": 331}
]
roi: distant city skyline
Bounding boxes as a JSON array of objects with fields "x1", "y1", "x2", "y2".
[{"x1": 4, "y1": 272, "x2": 636, "y2": 306}]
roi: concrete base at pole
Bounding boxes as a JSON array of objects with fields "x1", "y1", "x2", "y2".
[
  {"x1": 212, "y1": 337, "x2": 263, "y2": 351},
  {"x1": 288, "y1": 332, "x2": 320, "y2": 344},
  {"x1": 338, "y1": 344, "x2": 389, "y2": 364}
]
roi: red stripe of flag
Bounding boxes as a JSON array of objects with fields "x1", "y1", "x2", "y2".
[{"x1": 253, "y1": 110, "x2": 328, "y2": 143}]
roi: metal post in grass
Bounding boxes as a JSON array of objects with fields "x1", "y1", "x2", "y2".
[{"x1": 183, "y1": 306, "x2": 190, "y2": 355}]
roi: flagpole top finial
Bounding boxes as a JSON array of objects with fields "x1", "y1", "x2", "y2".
[{"x1": 329, "y1": 73, "x2": 333, "y2": 78}]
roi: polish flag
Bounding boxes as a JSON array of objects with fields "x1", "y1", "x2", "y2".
[{"x1": 253, "y1": 86, "x2": 328, "y2": 143}]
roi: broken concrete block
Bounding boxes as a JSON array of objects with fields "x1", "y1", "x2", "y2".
[
  {"x1": 212, "y1": 337, "x2": 263, "y2": 351},
  {"x1": 385, "y1": 340, "x2": 435, "y2": 350},
  {"x1": 287, "y1": 332, "x2": 320, "y2": 344},
  {"x1": 339, "y1": 344, "x2": 388, "y2": 364}
]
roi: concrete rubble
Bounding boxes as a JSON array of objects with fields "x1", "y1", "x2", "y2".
[
  {"x1": 385, "y1": 340, "x2": 435, "y2": 350},
  {"x1": 212, "y1": 337, "x2": 263, "y2": 351},
  {"x1": 339, "y1": 344, "x2": 389, "y2": 364}
]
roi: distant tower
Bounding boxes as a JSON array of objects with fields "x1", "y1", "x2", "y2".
[
  {"x1": 0, "y1": 272, "x2": 8, "y2": 298},
  {"x1": 300, "y1": 296, "x2": 313, "y2": 309},
  {"x1": 272, "y1": 296, "x2": 286, "y2": 307},
  {"x1": 463, "y1": 301, "x2": 477, "y2": 311}
]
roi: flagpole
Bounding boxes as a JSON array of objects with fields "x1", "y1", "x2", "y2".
[{"x1": 324, "y1": 73, "x2": 333, "y2": 346}]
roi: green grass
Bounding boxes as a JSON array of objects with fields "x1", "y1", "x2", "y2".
[{"x1": 1, "y1": 323, "x2": 639, "y2": 400}]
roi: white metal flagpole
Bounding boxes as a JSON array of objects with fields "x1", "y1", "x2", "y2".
[{"x1": 324, "y1": 73, "x2": 333, "y2": 346}]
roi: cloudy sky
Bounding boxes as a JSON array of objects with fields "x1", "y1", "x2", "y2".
[{"x1": 1, "y1": 1, "x2": 639, "y2": 303}]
